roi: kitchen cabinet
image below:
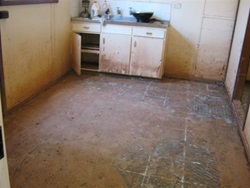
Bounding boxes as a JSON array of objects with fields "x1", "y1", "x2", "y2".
[
  {"x1": 130, "y1": 27, "x2": 166, "y2": 78},
  {"x1": 100, "y1": 34, "x2": 131, "y2": 74},
  {"x1": 71, "y1": 20, "x2": 168, "y2": 79},
  {"x1": 100, "y1": 25, "x2": 132, "y2": 75},
  {"x1": 71, "y1": 22, "x2": 101, "y2": 75}
]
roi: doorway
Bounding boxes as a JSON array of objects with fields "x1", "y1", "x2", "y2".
[
  {"x1": 232, "y1": 10, "x2": 250, "y2": 130},
  {"x1": 242, "y1": 67, "x2": 250, "y2": 111}
]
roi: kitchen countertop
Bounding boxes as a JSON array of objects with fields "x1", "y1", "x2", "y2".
[{"x1": 71, "y1": 16, "x2": 169, "y2": 29}]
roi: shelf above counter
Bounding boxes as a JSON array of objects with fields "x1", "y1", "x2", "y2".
[{"x1": 81, "y1": 49, "x2": 99, "y2": 54}]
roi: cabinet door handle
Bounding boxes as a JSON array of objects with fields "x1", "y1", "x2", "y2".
[
  {"x1": 103, "y1": 38, "x2": 105, "y2": 44},
  {"x1": 146, "y1": 32, "x2": 153, "y2": 35},
  {"x1": 134, "y1": 41, "x2": 137, "y2": 47},
  {"x1": 83, "y1": 27, "x2": 90, "y2": 29}
]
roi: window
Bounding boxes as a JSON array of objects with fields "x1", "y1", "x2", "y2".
[{"x1": 0, "y1": 0, "x2": 58, "y2": 6}]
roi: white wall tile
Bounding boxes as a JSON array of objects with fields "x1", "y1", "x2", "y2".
[
  {"x1": 71, "y1": 0, "x2": 81, "y2": 17},
  {"x1": 86, "y1": 0, "x2": 171, "y2": 20}
]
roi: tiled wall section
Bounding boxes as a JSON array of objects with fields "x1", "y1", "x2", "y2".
[
  {"x1": 71, "y1": 0, "x2": 81, "y2": 17},
  {"x1": 71, "y1": 0, "x2": 171, "y2": 21}
]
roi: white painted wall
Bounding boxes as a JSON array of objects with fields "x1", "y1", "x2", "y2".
[
  {"x1": 225, "y1": 0, "x2": 250, "y2": 98},
  {"x1": 0, "y1": 1, "x2": 71, "y2": 110}
]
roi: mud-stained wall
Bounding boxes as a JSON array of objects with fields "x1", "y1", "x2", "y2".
[
  {"x1": 0, "y1": 1, "x2": 71, "y2": 110},
  {"x1": 165, "y1": 0, "x2": 205, "y2": 79},
  {"x1": 165, "y1": 0, "x2": 238, "y2": 81}
]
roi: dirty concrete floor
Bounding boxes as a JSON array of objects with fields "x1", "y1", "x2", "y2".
[{"x1": 4, "y1": 72, "x2": 250, "y2": 188}]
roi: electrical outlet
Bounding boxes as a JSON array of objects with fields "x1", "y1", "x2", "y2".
[{"x1": 173, "y1": 3, "x2": 182, "y2": 9}]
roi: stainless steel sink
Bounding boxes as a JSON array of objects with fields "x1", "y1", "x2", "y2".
[
  {"x1": 108, "y1": 16, "x2": 137, "y2": 23},
  {"x1": 74, "y1": 16, "x2": 137, "y2": 24}
]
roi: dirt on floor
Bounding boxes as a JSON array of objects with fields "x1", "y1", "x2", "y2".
[{"x1": 3, "y1": 72, "x2": 250, "y2": 187}]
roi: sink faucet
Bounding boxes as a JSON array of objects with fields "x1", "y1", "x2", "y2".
[
  {"x1": 129, "y1": 7, "x2": 134, "y2": 15},
  {"x1": 105, "y1": 8, "x2": 110, "y2": 20},
  {"x1": 117, "y1": 7, "x2": 121, "y2": 16}
]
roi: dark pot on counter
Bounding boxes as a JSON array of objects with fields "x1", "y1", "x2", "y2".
[{"x1": 132, "y1": 12, "x2": 154, "y2": 23}]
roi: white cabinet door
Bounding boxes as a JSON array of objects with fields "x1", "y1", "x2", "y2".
[
  {"x1": 195, "y1": 18, "x2": 235, "y2": 80},
  {"x1": 204, "y1": 0, "x2": 238, "y2": 18},
  {"x1": 130, "y1": 36, "x2": 164, "y2": 78},
  {"x1": 72, "y1": 33, "x2": 81, "y2": 75},
  {"x1": 100, "y1": 33, "x2": 131, "y2": 75}
]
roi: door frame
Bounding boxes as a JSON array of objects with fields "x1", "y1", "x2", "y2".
[
  {"x1": 232, "y1": 10, "x2": 250, "y2": 130},
  {"x1": 0, "y1": 28, "x2": 7, "y2": 115},
  {"x1": 232, "y1": 10, "x2": 250, "y2": 101}
]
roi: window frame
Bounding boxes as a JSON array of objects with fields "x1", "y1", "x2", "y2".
[{"x1": 0, "y1": 0, "x2": 58, "y2": 6}]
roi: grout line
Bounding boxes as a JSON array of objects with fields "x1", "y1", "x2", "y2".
[
  {"x1": 141, "y1": 155, "x2": 151, "y2": 187},
  {"x1": 184, "y1": 122, "x2": 187, "y2": 142},
  {"x1": 141, "y1": 166, "x2": 149, "y2": 187},
  {"x1": 141, "y1": 81, "x2": 152, "y2": 101},
  {"x1": 181, "y1": 118, "x2": 188, "y2": 188},
  {"x1": 164, "y1": 83, "x2": 170, "y2": 107}
]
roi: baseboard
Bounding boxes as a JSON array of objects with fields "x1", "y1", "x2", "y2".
[
  {"x1": 228, "y1": 97, "x2": 250, "y2": 163},
  {"x1": 238, "y1": 124, "x2": 250, "y2": 163},
  {"x1": 5, "y1": 71, "x2": 72, "y2": 115},
  {"x1": 163, "y1": 73, "x2": 223, "y2": 84}
]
